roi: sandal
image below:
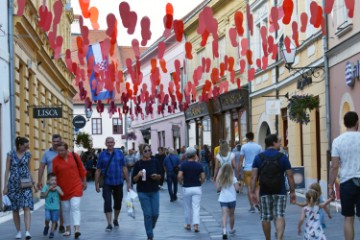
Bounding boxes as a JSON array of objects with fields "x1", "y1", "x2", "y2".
[
  {"x1": 63, "y1": 231, "x2": 71, "y2": 237},
  {"x1": 194, "y1": 224, "x2": 199, "y2": 232},
  {"x1": 184, "y1": 224, "x2": 191, "y2": 231}
]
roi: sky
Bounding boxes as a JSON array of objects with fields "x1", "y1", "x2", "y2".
[{"x1": 71, "y1": 0, "x2": 204, "y2": 46}]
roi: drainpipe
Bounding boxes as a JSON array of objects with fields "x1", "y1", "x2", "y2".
[
  {"x1": 246, "y1": 0, "x2": 252, "y2": 132},
  {"x1": 322, "y1": 0, "x2": 331, "y2": 182},
  {"x1": 274, "y1": 0, "x2": 279, "y2": 135},
  {"x1": 9, "y1": 0, "x2": 15, "y2": 144}
]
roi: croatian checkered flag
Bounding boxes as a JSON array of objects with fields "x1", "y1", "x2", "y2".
[{"x1": 86, "y1": 42, "x2": 114, "y2": 101}]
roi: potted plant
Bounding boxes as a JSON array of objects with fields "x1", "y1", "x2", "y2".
[
  {"x1": 75, "y1": 132, "x2": 92, "y2": 150},
  {"x1": 287, "y1": 94, "x2": 319, "y2": 125}
]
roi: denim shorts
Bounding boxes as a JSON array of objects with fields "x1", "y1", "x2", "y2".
[
  {"x1": 259, "y1": 195, "x2": 287, "y2": 221},
  {"x1": 340, "y1": 179, "x2": 360, "y2": 217},
  {"x1": 45, "y1": 209, "x2": 60, "y2": 222},
  {"x1": 220, "y1": 201, "x2": 236, "y2": 209}
]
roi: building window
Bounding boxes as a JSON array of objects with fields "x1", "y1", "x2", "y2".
[
  {"x1": 112, "y1": 118, "x2": 122, "y2": 134},
  {"x1": 162, "y1": 131, "x2": 165, "y2": 147},
  {"x1": 158, "y1": 132, "x2": 162, "y2": 147},
  {"x1": 92, "y1": 118, "x2": 102, "y2": 135}
]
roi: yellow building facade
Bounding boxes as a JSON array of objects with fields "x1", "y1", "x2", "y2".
[
  {"x1": 13, "y1": 0, "x2": 76, "y2": 185},
  {"x1": 249, "y1": 0, "x2": 328, "y2": 187},
  {"x1": 184, "y1": 0, "x2": 248, "y2": 157}
]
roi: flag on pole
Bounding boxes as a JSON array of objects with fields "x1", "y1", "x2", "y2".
[{"x1": 86, "y1": 42, "x2": 114, "y2": 101}]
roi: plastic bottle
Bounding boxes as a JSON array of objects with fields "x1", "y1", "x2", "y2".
[{"x1": 142, "y1": 169, "x2": 146, "y2": 181}]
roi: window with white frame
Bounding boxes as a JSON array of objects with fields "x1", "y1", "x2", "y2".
[
  {"x1": 218, "y1": 37, "x2": 226, "y2": 67},
  {"x1": 336, "y1": 0, "x2": 349, "y2": 29},
  {"x1": 197, "y1": 49, "x2": 205, "y2": 85},
  {"x1": 112, "y1": 118, "x2": 122, "y2": 134},
  {"x1": 306, "y1": 0, "x2": 317, "y2": 37},
  {"x1": 254, "y1": 18, "x2": 268, "y2": 64},
  {"x1": 92, "y1": 118, "x2": 102, "y2": 135}
]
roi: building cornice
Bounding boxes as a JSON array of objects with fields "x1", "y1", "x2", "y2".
[
  {"x1": 130, "y1": 112, "x2": 185, "y2": 129},
  {"x1": 326, "y1": 32, "x2": 360, "y2": 58}
]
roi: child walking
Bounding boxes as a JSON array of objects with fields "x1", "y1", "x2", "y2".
[
  {"x1": 309, "y1": 183, "x2": 332, "y2": 228},
  {"x1": 41, "y1": 173, "x2": 64, "y2": 239},
  {"x1": 216, "y1": 164, "x2": 239, "y2": 240},
  {"x1": 297, "y1": 189, "x2": 332, "y2": 240}
]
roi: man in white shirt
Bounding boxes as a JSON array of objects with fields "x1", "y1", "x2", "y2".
[
  {"x1": 237, "y1": 132, "x2": 262, "y2": 213},
  {"x1": 329, "y1": 111, "x2": 360, "y2": 240}
]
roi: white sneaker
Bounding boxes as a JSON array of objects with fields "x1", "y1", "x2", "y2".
[
  {"x1": 15, "y1": 231, "x2": 21, "y2": 239},
  {"x1": 25, "y1": 231, "x2": 32, "y2": 239}
]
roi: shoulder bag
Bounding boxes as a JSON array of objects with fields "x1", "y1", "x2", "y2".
[{"x1": 97, "y1": 152, "x2": 115, "y2": 188}]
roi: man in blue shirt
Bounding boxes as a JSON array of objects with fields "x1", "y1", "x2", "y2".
[
  {"x1": 95, "y1": 137, "x2": 130, "y2": 232},
  {"x1": 251, "y1": 134, "x2": 296, "y2": 240},
  {"x1": 163, "y1": 148, "x2": 180, "y2": 202}
]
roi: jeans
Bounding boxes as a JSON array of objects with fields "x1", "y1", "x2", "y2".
[
  {"x1": 61, "y1": 197, "x2": 81, "y2": 226},
  {"x1": 166, "y1": 173, "x2": 178, "y2": 200},
  {"x1": 201, "y1": 162, "x2": 210, "y2": 180},
  {"x1": 138, "y1": 191, "x2": 160, "y2": 238},
  {"x1": 183, "y1": 186, "x2": 202, "y2": 225},
  {"x1": 102, "y1": 184, "x2": 124, "y2": 213}
]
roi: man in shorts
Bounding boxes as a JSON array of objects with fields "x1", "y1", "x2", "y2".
[
  {"x1": 238, "y1": 132, "x2": 262, "y2": 213},
  {"x1": 251, "y1": 134, "x2": 296, "y2": 240},
  {"x1": 329, "y1": 111, "x2": 360, "y2": 240}
]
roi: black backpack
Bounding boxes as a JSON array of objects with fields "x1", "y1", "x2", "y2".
[{"x1": 258, "y1": 152, "x2": 283, "y2": 194}]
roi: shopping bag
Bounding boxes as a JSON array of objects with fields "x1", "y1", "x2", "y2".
[
  {"x1": 2, "y1": 195, "x2": 12, "y2": 212},
  {"x1": 126, "y1": 189, "x2": 137, "y2": 219}
]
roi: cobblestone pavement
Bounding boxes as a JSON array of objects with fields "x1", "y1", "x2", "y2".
[{"x1": 0, "y1": 181, "x2": 358, "y2": 239}]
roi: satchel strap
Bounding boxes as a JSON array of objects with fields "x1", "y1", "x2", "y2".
[
  {"x1": 103, "y1": 152, "x2": 115, "y2": 177},
  {"x1": 72, "y1": 152, "x2": 85, "y2": 180}
]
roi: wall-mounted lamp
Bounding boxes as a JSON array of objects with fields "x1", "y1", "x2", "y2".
[{"x1": 280, "y1": 41, "x2": 324, "y2": 90}]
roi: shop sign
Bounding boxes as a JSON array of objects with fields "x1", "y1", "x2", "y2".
[
  {"x1": 185, "y1": 102, "x2": 209, "y2": 120},
  {"x1": 266, "y1": 100, "x2": 280, "y2": 115},
  {"x1": 345, "y1": 60, "x2": 360, "y2": 87},
  {"x1": 72, "y1": 115, "x2": 86, "y2": 129},
  {"x1": 219, "y1": 90, "x2": 245, "y2": 111},
  {"x1": 33, "y1": 107, "x2": 62, "y2": 118}
]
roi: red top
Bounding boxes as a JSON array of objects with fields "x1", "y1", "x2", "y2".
[{"x1": 52, "y1": 152, "x2": 87, "y2": 201}]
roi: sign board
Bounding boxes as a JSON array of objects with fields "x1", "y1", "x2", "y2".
[
  {"x1": 72, "y1": 115, "x2": 87, "y2": 129},
  {"x1": 292, "y1": 166, "x2": 305, "y2": 189},
  {"x1": 265, "y1": 100, "x2": 280, "y2": 115},
  {"x1": 345, "y1": 60, "x2": 360, "y2": 87},
  {"x1": 33, "y1": 107, "x2": 62, "y2": 118}
]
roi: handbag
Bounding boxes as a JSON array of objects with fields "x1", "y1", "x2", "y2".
[
  {"x1": 20, "y1": 176, "x2": 33, "y2": 189},
  {"x1": 98, "y1": 152, "x2": 115, "y2": 188}
]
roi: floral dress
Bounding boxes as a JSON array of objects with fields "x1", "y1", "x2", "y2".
[
  {"x1": 303, "y1": 205, "x2": 326, "y2": 240},
  {"x1": 7, "y1": 150, "x2": 34, "y2": 211}
]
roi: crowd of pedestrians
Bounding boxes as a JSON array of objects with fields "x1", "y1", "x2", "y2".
[{"x1": 2, "y1": 111, "x2": 360, "y2": 240}]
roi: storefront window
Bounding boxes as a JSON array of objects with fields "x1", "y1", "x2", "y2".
[
  {"x1": 202, "y1": 117, "x2": 211, "y2": 147},
  {"x1": 225, "y1": 112, "x2": 231, "y2": 143},
  {"x1": 188, "y1": 121, "x2": 196, "y2": 148}
]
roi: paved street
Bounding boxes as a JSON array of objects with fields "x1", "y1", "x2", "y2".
[{"x1": 0, "y1": 181, "x2": 358, "y2": 240}]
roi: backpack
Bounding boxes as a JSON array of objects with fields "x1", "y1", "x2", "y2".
[{"x1": 258, "y1": 152, "x2": 283, "y2": 194}]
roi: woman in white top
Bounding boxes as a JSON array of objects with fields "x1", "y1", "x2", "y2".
[
  {"x1": 213, "y1": 141, "x2": 235, "y2": 181},
  {"x1": 216, "y1": 164, "x2": 239, "y2": 240}
]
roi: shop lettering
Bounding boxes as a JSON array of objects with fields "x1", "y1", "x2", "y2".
[
  {"x1": 37, "y1": 109, "x2": 59, "y2": 117},
  {"x1": 222, "y1": 94, "x2": 243, "y2": 107},
  {"x1": 345, "y1": 60, "x2": 360, "y2": 87},
  {"x1": 33, "y1": 107, "x2": 63, "y2": 118}
]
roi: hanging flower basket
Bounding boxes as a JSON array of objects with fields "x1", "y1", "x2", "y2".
[{"x1": 287, "y1": 94, "x2": 319, "y2": 125}]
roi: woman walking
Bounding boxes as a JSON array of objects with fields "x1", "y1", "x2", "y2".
[
  {"x1": 132, "y1": 144, "x2": 162, "y2": 240},
  {"x1": 178, "y1": 147, "x2": 205, "y2": 232},
  {"x1": 213, "y1": 141, "x2": 235, "y2": 182},
  {"x1": 3, "y1": 137, "x2": 36, "y2": 239},
  {"x1": 52, "y1": 142, "x2": 87, "y2": 239}
]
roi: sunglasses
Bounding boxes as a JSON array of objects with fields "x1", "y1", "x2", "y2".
[{"x1": 143, "y1": 149, "x2": 151, "y2": 153}]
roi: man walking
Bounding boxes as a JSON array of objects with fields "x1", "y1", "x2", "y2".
[
  {"x1": 237, "y1": 132, "x2": 262, "y2": 213},
  {"x1": 155, "y1": 147, "x2": 166, "y2": 189},
  {"x1": 95, "y1": 137, "x2": 130, "y2": 232},
  {"x1": 251, "y1": 134, "x2": 296, "y2": 240},
  {"x1": 125, "y1": 149, "x2": 137, "y2": 189},
  {"x1": 163, "y1": 148, "x2": 180, "y2": 202},
  {"x1": 329, "y1": 111, "x2": 360, "y2": 240},
  {"x1": 37, "y1": 134, "x2": 65, "y2": 233}
]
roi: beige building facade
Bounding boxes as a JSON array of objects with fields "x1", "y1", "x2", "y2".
[
  {"x1": 12, "y1": 0, "x2": 76, "y2": 188},
  {"x1": 249, "y1": 0, "x2": 328, "y2": 188}
]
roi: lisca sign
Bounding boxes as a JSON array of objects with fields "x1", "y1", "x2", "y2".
[{"x1": 33, "y1": 107, "x2": 62, "y2": 118}]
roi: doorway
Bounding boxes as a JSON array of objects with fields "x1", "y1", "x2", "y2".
[{"x1": 258, "y1": 122, "x2": 271, "y2": 150}]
